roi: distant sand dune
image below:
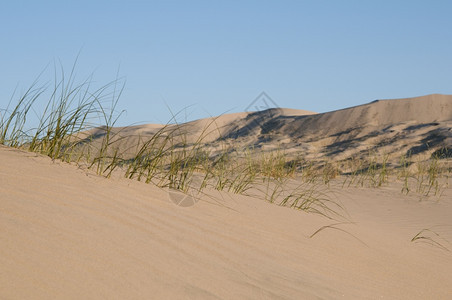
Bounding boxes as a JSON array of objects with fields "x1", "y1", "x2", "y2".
[{"x1": 82, "y1": 94, "x2": 452, "y2": 164}]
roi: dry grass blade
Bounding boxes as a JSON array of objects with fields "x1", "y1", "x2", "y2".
[
  {"x1": 411, "y1": 228, "x2": 450, "y2": 252},
  {"x1": 309, "y1": 222, "x2": 368, "y2": 246}
]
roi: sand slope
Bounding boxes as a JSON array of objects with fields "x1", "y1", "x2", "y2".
[{"x1": 1, "y1": 146, "x2": 451, "y2": 299}]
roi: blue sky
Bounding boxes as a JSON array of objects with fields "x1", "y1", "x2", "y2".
[{"x1": 1, "y1": 0, "x2": 452, "y2": 126}]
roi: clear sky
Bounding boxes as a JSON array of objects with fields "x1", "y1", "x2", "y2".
[{"x1": 1, "y1": 0, "x2": 452, "y2": 126}]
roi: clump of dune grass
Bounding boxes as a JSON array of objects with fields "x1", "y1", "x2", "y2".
[
  {"x1": 278, "y1": 181, "x2": 342, "y2": 219},
  {"x1": 413, "y1": 155, "x2": 449, "y2": 198},
  {"x1": 341, "y1": 152, "x2": 390, "y2": 188},
  {"x1": 252, "y1": 175, "x2": 343, "y2": 219},
  {"x1": 251, "y1": 148, "x2": 297, "y2": 180},
  {"x1": 0, "y1": 60, "x2": 124, "y2": 166},
  {"x1": 393, "y1": 151, "x2": 450, "y2": 198}
]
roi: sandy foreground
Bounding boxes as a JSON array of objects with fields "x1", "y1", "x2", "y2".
[{"x1": 1, "y1": 145, "x2": 451, "y2": 299}]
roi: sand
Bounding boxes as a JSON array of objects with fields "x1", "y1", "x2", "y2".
[{"x1": 1, "y1": 145, "x2": 451, "y2": 299}]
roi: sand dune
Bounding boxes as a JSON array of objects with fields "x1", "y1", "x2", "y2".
[
  {"x1": 82, "y1": 94, "x2": 452, "y2": 164},
  {"x1": 1, "y1": 144, "x2": 452, "y2": 299}
]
